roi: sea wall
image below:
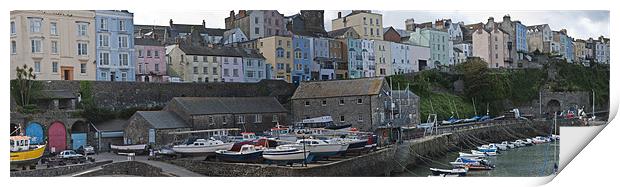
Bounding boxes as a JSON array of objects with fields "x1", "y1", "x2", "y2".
[
  {"x1": 75, "y1": 161, "x2": 168, "y2": 177},
  {"x1": 10, "y1": 160, "x2": 113, "y2": 177}
]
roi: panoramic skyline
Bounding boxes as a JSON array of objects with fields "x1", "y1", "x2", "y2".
[{"x1": 133, "y1": 10, "x2": 609, "y2": 40}]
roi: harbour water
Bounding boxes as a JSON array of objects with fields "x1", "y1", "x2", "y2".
[{"x1": 398, "y1": 141, "x2": 560, "y2": 177}]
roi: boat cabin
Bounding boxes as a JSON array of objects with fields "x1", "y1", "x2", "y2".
[
  {"x1": 296, "y1": 139, "x2": 324, "y2": 145},
  {"x1": 241, "y1": 132, "x2": 257, "y2": 141},
  {"x1": 10, "y1": 136, "x2": 31, "y2": 152}
]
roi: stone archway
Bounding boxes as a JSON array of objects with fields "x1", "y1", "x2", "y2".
[
  {"x1": 71, "y1": 121, "x2": 89, "y2": 150},
  {"x1": 25, "y1": 122, "x2": 45, "y2": 144},
  {"x1": 546, "y1": 99, "x2": 561, "y2": 116},
  {"x1": 48, "y1": 121, "x2": 67, "y2": 153}
]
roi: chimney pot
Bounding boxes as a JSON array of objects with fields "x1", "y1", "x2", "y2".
[{"x1": 338, "y1": 12, "x2": 341, "y2": 18}]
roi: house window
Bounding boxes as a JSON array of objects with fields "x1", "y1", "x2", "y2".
[
  {"x1": 224, "y1": 69, "x2": 230, "y2": 77},
  {"x1": 119, "y1": 20, "x2": 126, "y2": 31},
  {"x1": 147, "y1": 50, "x2": 152, "y2": 57},
  {"x1": 213, "y1": 67, "x2": 218, "y2": 75},
  {"x1": 208, "y1": 116, "x2": 214, "y2": 124},
  {"x1": 77, "y1": 23, "x2": 88, "y2": 36},
  {"x1": 31, "y1": 39, "x2": 42, "y2": 53},
  {"x1": 11, "y1": 41, "x2": 16, "y2": 54},
  {"x1": 254, "y1": 114, "x2": 262, "y2": 123},
  {"x1": 358, "y1": 114, "x2": 363, "y2": 122},
  {"x1": 77, "y1": 43, "x2": 88, "y2": 56},
  {"x1": 99, "y1": 52, "x2": 110, "y2": 65},
  {"x1": 51, "y1": 41, "x2": 59, "y2": 54},
  {"x1": 52, "y1": 61, "x2": 58, "y2": 73},
  {"x1": 29, "y1": 18, "x2": 42, "y2": 33},
  {"x1": 155, "y1": 64, "x2": 160, "y2": 72},
  {"x1": 50, "y1": 22, "x2": 58, "y2": 35},
  {"x1": 322, "y1": 100, "x2": 327, "y2": 106},
  {"x1": 193, "y1": 56, "x2": 198, "y2": 62},
  {"x1": 254, "y1": 27, "x2": 259, "y2": 34},
  {"x1": 80, "y1": 63, "x2": 87, "y2": 74},
  {"x1": 100, "y1": 18, "x2": 107, "y2": 30},
  {"x1": 138, "y1": 50, "x2": 143, "y2": 58},
  {"x1": 203, "y1": 67, "x2": 208, "y2": 74},
  {"x1": 101, "y1": 72, "x2": 107, "y2": 80},
  {"x1": 118, "y1": 35, "x2": 128, "y2": 48},
  {"x1": 246, "y1": 70, "x2": 255, "y2": 78},
  {"x1": 222, "y1": 116, "x2": 227, "y2": 124},
  {"x1": 99, "y1": 35, "x2": 109, "y2": 47},
  {"x1": 119, "y1": 53, "x2": 129, "y2": 66},
  {"x1": 34, "y1": 61, "x2": 41, "y2": 73},
  {"x1": 340, "y1": 116, "x2": 345, "y2": 122},
  {"x1": 305, "y1": 101, "x2": 310, "y2": 106},
  {"x1": 121, "y1": 72, "x2": 127, "y2": 81},
  {"x1": 237, "y1": 115, "x2": 245, "y2": 124},
  {"x1": 272, "y1": 114, "x2": 279, "y2": 122},
  {"x1": 339, "y1": 99, "x2": 345, "y2": 105},
  {"x1": 154, "y1": 51, "x2": 159, "y2": 58},
  {"x1": 357, "y1": 98, "x2": 363, "y2": 104},
  {"x1": 193, "y1": 67, "x2": 198, "y2": 74},
  {"x1": 10, "y1": 21, "x2": 16, "y2": 35}
]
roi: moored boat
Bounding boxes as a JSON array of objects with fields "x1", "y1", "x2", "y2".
[
  {"x1": 501, "y1": 141, "x2": 515, "y2": 149},
  {"x1": 172, "y1": 138, "x2": 235, "y2": 156},
  {"x1": 10, "y1": 136, "x2": 46, "y2": 169},
  {"x1": 459, "y1": 152, "x2": 485, "y2": 158},
  {"x1": 477, "y1": 144, "x2": 498, "y2": 153},
  {"x1": 110, "y1": 144, "x2": 148, "y2": 154},
  {"x1": 279, "y1": 139, "x2": 347, "y2": 159},
  {"x1": 262, "y1": 146, "x2": 313, "y2": 165},
  {"x1": 471, "y1": 150, "x2": 496, "y2": 156},
  {"x1": 429, "y1": 167, "x2": 468, "y2": 177},
  {"x1": 215, "y1": 144, "x2": 264, "y2": 163},
  {"x1": 489, "y1": 143, "x2": 507, "y2": 151}
]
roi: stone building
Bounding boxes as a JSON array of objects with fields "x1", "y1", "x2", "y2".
[
  {"x1": 331, "y1": 10, "x2": 383, "y2": 41},
  {"x1": 10, "y1": 10, "x2": 97, "y2": 80},
  {"x1": 526, "y1": 24, "x2": 552, "y2": 53},
  {"x1": 285, "y1": 10, "x2": 328, "y2": 37},
  {"x1": 291, "y1": 77, "x2": 402, "y2": 131},
  {"x1": 382, "y1": 27, "x2": 402, "y2": 43},
  {"x1": 472, "y1": 24, "x2": 510, "y2": 68},
  {"x1": 124, "y1": 111, "x2": 190, "y2": 146}
]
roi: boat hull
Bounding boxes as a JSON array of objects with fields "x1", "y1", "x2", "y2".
[
  {"x1": 173, "y1": 142, "x2": 235, "y2": 156},
  {"x1": 10, "y1": 145, "x2": 46, "y2": 167},
  {"x1": 215, "y1": 150, "x2": 263, "y2": 163},
  {"x1": 263, "y1": 150, "x2": 314, "y2": 164},
  {"x1": 430, "y1": 168, "x2": 467, "y2": 177},
  {"x1": 111, "y1": 144, "x2": 148, "y2": 154}
]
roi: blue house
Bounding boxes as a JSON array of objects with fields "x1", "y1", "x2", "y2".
[
  {"x1": 95, "y1": 10, "x2": 135, "y2": 81},
  {"x1": 565, "y1": 36, "x2": 574, "y2": 63},
  {"x1": 347, "y1": 38, "x2": 363, "y2": 79},
  {"x1": 515, "y1": 22, "x2": 528, "y2": 53},
  {"x1": 292, "y1": 35, "x2": 311, "y2": 85}
]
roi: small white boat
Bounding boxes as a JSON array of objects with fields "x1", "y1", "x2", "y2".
[
  {"x1": 472, "y1": 150, "x2": 496, "y2": 156},
  {"x1": 551, "y1": 134, "x2": 560, "y2": 141},
  {"x1": 450, "y1": 157, "x2": 488, "y2": 168},
  {"x1": 280, "y1": 139, "x2": 347, "y2": 158},
  {"x1": 524, "y1": 138, "x2": 533, "y2": 146},
  {"x1": 459, "y1": 152, "x2": 485, "y2": 158},
  {"x1": 430, "y1": 168, "x2": 468, "y2": 177},
  {"x1": 110, "y1": 144, "x2": 148, "y2": 154},
  {"x1": 501, "y1": 141, "x2": 515, "y2": 149},
  {"x1": 511, "y1": 140, "x2": 525, "y2": 147},
  {"x1": 490, "y1": 143, "x2": 507, "y2": 150},
  {"x1": 477, "y1": 144, "x2": 498, "y2": 153},
  {"x1": 532, "y1": 136, "x2": 547, "y2": 144},
  {"x1": 172, "y1": 138, "x2": 235, "y2": 156},
  {"x1": 263, "y1": 146, "x2": 312, "y2": 163}
]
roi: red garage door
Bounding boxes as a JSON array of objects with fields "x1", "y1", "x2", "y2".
[{"x1": 48, "y1": 122, "x2": 67, "y2": 153}]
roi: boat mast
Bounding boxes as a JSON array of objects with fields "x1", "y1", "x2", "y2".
[{"x1": 472, "y1": 98, "x2": 477, "y2": 116}]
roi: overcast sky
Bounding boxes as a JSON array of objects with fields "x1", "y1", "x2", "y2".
[{"x1": 133, "y1": 10, "x2": 609, "y2": 40}]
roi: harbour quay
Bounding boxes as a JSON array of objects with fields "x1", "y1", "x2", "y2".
[{"x1": 160, "y1": 120, "x2": 556, "y2": 177}]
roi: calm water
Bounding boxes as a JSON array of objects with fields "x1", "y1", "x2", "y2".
[{"x1": 398, "y1": 141, "x2": 559, "y2": 177}]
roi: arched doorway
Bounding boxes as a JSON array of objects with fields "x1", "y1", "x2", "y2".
[
  {"x1": 48, "y1": 121, "x2": 67, "y2": 153},
  {"x1": 25, "y1": 122, "x2": 44, "y2": 144},
  {"x1": 547, "y1": 100, "x2": 561, "y2": 116},
  {"x1": 71, "y1": 121, "x2": 88, "y2": 150}
]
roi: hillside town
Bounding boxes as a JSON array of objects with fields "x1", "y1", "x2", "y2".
[
  {"x1": 9, "y1": 10, "x2": 609, "y2": 177},
  {"x1": 9, "y1": 10, "x2": 610, "y2": 83}
]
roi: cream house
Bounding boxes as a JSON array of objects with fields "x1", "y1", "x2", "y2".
[
  {"x1": 10, "y1": 10, "x2": 97, "y2": 80},
  {"x1": 331, "y1": 10, "x2": 383, "y2": 41}
]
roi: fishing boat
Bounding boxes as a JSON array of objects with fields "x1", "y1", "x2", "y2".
[
  {"x1": 327, "y1": 137, "x2": 368, "y2": 153},
  {"x1": 215, "y1": 144, "x2": 264, "y2": 163},
  {"x1": 267, "y1": 125, "x2": 298, "y2": 143},
  {"x1": 172, "y1": 138, "x2": 235, "y2": 156},
  {"x1": 279, "y1": 139, "x2": 348, "y2": 158},
  {"x1": 429, "y1": 168, "x2": 468, "y2": 177},
  {"x1": 10, "y1": 136, "x2": 46, "y2": 170},
  {"x1": 262, "y1": 146, "x2": 313, "y2": 165},
  {"x1": 110, "y1": 144, "x2": 148, "y2": 154},
  {"x1": 459, "y1": 152, "x2": 485, "y2": 158},
  {"x1": 450, "y1": 157, "x2": 494, "y2": 168},
  {"x1": 472, "y1": 150, "x2": 496, "y2": 156}
]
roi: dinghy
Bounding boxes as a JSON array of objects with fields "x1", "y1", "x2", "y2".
[{"x1": 429, "y1": 168, "x2": 468, "y2": 177}]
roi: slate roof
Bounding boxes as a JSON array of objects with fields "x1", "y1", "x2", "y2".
[
  {"x1": 37, "y1": 90, "x2": 76, "y2": 99},
  {"x1": 137, "y1": 111, "x2": 188, "y2": 129},
  {"x1": 291, "y1": 77, "x2": 386, "y2": 100},
  {"x1": 134, "y1": 38, "x2": 163, "y2": 46},
  {"x1": 94, "y1": 119, "x2": 127, "y2": 132},
  {"x1": 170, "y1": 97, "x2": 287, "y2": 115},
  {"x1": 204, "y1": 28, "x2": 227, "y2": 36},
  {"x1": 171, "y1": 24, "x2": 205, "y2": 33},
  {"x1": 453, "y1": 47, "x2": 463, "y2": 53},
  {"x1": 178, "y1": 44, "x2": 265, "y2": 59},
  {"x1": 328, "y1": 27, "x2": 354, "y2": 38}
]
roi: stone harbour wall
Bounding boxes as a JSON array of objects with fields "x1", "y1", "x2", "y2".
[
  {"x1": 10, "y1": 160, "x2": 113, "y2": 177},
  {"x1": 75, "y1": 161, "x2": 168, "y2": 177}
]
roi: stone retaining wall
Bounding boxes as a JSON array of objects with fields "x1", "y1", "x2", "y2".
[
  {"x1": 75, "y1": 161, "x2": 167, "y2": 177},
  {"x1": 10, "y1": 160, "x2": 113, "y2": 177}
]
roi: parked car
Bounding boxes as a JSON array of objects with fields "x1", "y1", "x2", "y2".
[
  {"x1": 56, "y1": 150, "x2": 83, "y2": 159},
  {"x1": 77, "y1": 145, "x2": 95, "y2": 155}
]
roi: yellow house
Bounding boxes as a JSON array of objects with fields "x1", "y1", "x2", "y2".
[
  {"x1": 10, "y1": 10, "x2": 97, "y2": 80},
  {"x1": 331, "y1": 10, "x2": 383, "y2": 41},
  {"x1": 256, "y1": 36, "x2": 293, "y2": 82}
]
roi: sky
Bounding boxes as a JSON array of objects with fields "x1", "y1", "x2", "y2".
[{"x1": 133, "y1": 10, "x2": 609, "y2": 40}]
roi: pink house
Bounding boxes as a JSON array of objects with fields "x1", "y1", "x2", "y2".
[{"x1": 135, "y1": 38, "x2": 168, "y2": 82}]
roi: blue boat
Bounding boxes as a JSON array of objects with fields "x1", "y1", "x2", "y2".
[{"x1": 215, "y1": 145, "x2": 263, "y2": 163}]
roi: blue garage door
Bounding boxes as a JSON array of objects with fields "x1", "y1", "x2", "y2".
[
  {"x1": 71, "y1": 133, "x2": 87, "y2": 150},
  {"x1": 25, "y1": 123, "x2": 44, "y2": 144}
]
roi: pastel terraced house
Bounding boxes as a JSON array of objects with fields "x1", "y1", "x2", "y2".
[
  {"x1": 95, "y1": 10, "x2": 135, "y2": 81},
  {"x1": 135, "y1": 38, "x2": 167, "y2": 82},
  {"x1": 10, "y1": 10, "x2": 97, "y2": 80}
]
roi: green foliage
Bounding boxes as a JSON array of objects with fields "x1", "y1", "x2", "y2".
[
  {"x1": 553, "y1": 62, "x2": 609, "y2": 108},
  {"x1": 420, "y1": 92, "x2": 476, "y2": 120},
  {"x1": 11, "y1": 64, "x2": 42, "y2": 108}
]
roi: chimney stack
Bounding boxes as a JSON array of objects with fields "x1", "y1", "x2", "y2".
[
  {"x1": 169, "y1": 19, "x2": 173, "y2": 26},
  {"x1": 202, "y1": 20, "x2": 206, "y2": 27},
  {"x1": 230, "y1": 10, "x2": 235, "y2": 18},
  {"x1": 338, "y1": 12, "x2": 341, "y2": 18}
]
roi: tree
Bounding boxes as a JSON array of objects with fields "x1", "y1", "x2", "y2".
[{"x1": 11, "y1": 64, "x2": 38, "y2": 107}]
